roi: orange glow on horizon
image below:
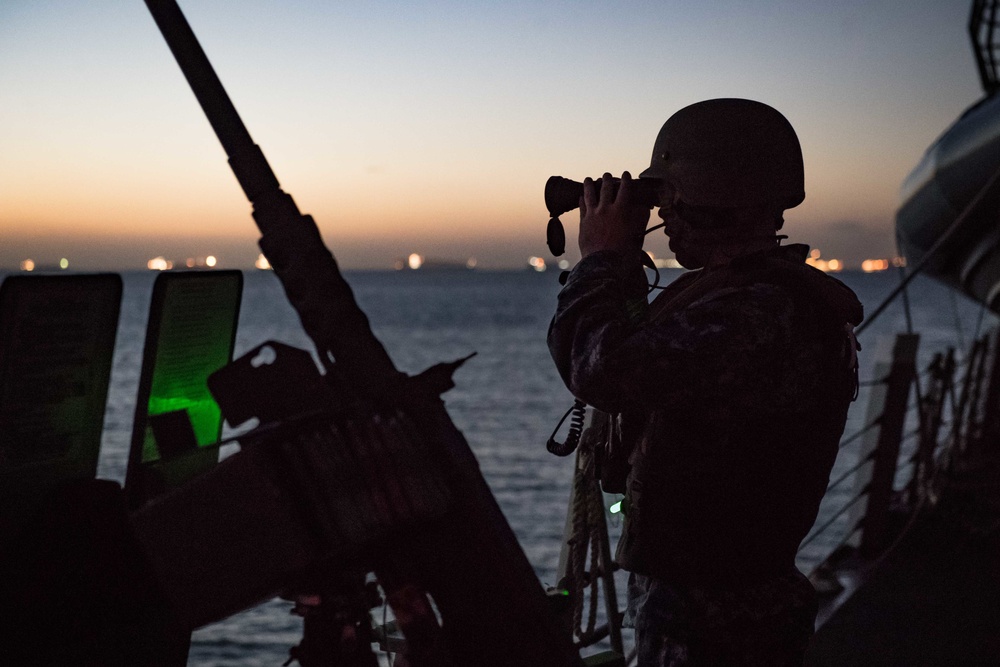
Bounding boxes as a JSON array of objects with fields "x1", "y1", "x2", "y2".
[
  {"x1": 0, "y1": 2, "x2": 974, "y2": 270},
  {"x1": 147, "y1": 256, "x2": 173, "y2": 270},
  {"x1": 862, "y1": 258, "x2": 890, "y2": 272},
  {"x1": 805, "y1": 249, "x2": 843, "y2": 273}
]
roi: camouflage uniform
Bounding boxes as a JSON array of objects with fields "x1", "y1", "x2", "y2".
[
  {"x1": 548, "y1": 244, "x2": 862, "y2": 666},
  {"x1": 624, "y1": 570, "x2": 817, "y2": 666}
]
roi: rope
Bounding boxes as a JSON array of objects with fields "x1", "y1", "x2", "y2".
[
  {"x1": 567, "y1": 449, "x2": 604, "y2": 644},
  {"x1": 586, "y1": 484, "x2": 602, "y2": 637},
  {"x1": 568, "y1": 456, "x2": 591, "y2": 637}
]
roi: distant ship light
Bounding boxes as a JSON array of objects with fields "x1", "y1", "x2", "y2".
[{"x1": 148, "y1": 256, "x2": 173, "y2": 271}]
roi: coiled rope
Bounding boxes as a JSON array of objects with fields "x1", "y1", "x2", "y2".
[{"x1": 566, "y1": 445, "x2": 604, "y2": 644}]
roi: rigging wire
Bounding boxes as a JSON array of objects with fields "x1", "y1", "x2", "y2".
[
  {"x1": 856, "y1": 163, "x2": 1000, "y2": 337},
  {"x1": 972, "y1": 299, "x2": 990, "y2": 344},
  {"x1": 798, "y1": 493, "x2": 867, "y2": 553},
  {"x1": 949, "y1": 289, "x2": 967, "y2": 351},
  {"x1": 826, "y1": 452, "x2": 875, "y2": 494},
  {"x1": 895, "y1": 231, "x2": 915, "y2": 336},
  {"x1": 838, "y1": 418, "x2": 881, "y2": 450}
]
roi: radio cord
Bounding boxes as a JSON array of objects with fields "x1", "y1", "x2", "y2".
[{"x1": 547, "y1": 399, "x2": 587, "y2": 456}]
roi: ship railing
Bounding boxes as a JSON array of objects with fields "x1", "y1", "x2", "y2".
[
  {"x1": 559, "y1": 327, "x2": 1000, "y2": 659},
  {"x1": 797, "y1": 327, "x2": 1000, "y2": 625}
]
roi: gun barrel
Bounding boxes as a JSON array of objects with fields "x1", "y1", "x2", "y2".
[
  {"x1": 144, "y1": 0, "x2": 281, "y2": 206},
  {"x1": 139, "y1": 5, "x2": 585, "y2": 664},
  {"x1": 143, "y1": 0, "x2": 403, "y2": 391}
]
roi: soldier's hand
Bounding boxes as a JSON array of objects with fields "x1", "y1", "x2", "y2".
[{"x1": 578, "y1": 172, "x2": 651, "y2": 258}]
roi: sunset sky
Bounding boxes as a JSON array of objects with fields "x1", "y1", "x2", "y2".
[{"x1": 0, "y1": 1, "x2": 984, "y2": 270}]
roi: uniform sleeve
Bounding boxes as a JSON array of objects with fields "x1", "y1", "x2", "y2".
[{"x1": 547, "y1": 252, "x2": 799, "y2": 416}]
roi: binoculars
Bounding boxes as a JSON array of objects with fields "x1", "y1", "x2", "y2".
[{"x1": 544, "y1": 176, "x2": 662, "y2": 256}]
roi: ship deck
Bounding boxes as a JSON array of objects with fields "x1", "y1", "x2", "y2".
[{"x1": 805, "y1": 459, "x2": 1000, "y2": 666}]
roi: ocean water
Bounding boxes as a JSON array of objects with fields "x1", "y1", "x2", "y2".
[{"x1": 82, "y1": 267, "x2": 996, "y2": 664}]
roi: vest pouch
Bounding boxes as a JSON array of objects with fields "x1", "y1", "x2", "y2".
[{"x1": 592, "y1": 410, "x2": 632, "y2": 494}]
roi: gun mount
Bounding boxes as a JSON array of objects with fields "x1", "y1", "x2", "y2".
[{"x1": 132, "y1": 1, "x2": 584, "y2": 665}]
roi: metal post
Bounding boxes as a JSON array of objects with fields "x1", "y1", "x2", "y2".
[
  {"x1": 907, "y1": 352, "x2": 951, "y2": 503},
  {"x1": 979, "y1": 328, "x2": 1000, "y2": 450},
  {"x1": 952, "y1": 336, "x2": 986, "y2": 456},
  {"x1": 853, "y1": 334, "x2": 919, "y2": 558},
  {"x1": 591, "y1": 470, "x2": 623, "y2": 655},
  {"x1": 966, "y1": 335, "x2": 990, "y2": 453}
]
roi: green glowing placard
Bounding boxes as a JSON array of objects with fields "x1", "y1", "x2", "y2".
[{"x1": 125, "y1": 270, "x2": 241, "y2": 509}]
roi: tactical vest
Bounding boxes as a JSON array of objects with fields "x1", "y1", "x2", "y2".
[{"x1": 613, "y1": 245, "x2": 862, "y2": 590}]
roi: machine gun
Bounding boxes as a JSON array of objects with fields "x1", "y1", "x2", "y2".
[{"x1": 130, "y1": 2, "x2": 583, "y2": 666}]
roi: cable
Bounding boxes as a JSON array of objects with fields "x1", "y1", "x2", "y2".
[
  {"x1": 895, "y1": 231, "x2": 915, "y2": 335},
  {"x1": 798, "y1": 490, "x2": 868, "y2": 552},
  {"x1": 547, "y1": 400, "x2": 587, "y2": 456},
  {"x1": 838, "y1": 418, "x2": 881, "y2": 449},
  {"x1": 858, "y1": 375, "x2": 890, "y2": 387},
  {"x1": 972, "y1": 300, "x2": 989, "y2": 343},
  {"x1": 856, "y1": 162, "x2": 1000, "y2": 337},
  {"x1": 949, "y1": 289, "x2": 967, "y2": 351},
  {"x1": 643, "y1": 222, "x2": 668, "y2": 291},
  {"x1": 826, "y1": 452, "x2": 875, "y2": 494}
]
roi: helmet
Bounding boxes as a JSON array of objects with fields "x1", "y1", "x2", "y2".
[{"x1": 639, "y1": 98, "x2": 804, "y2": 210}]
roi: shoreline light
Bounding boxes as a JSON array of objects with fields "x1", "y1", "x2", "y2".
[
  {"x1": 255, "y1": 253, "x2": 272, "y2": 270},
  {"x1": 861, "y1": 258, "x2": 890, "y2": 273},
  {"x1": 184, "y1": 256, "x2": 218, "y2": 269},
  {"x1": 20, "y1": 259, "x2": 35, "y2": 272},
  {"x1": 805, "y1": 249, "x2": 843, "y2": 273},
  {"x1": 147, "y1": 256, "x2": 174, "y2": 271},
  {"x1": 528, "y1": 256, "x2": 546, "y2": 272},
  {"x1": 408, "y1": 253, "x2": 423, "y2": 270}
]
